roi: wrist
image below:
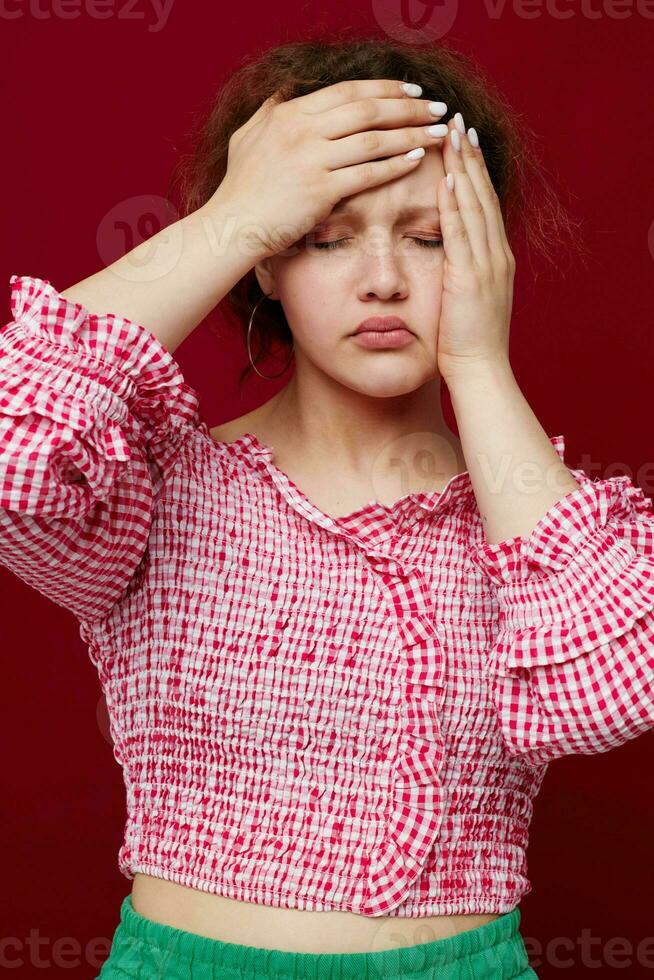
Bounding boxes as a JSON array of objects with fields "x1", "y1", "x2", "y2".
[
  {"x1": 442, "y1": 355, "x2": 515, "y2": 396},
  {"x1": 196, "y1": 195, "x2": 271, "y2": 272}
]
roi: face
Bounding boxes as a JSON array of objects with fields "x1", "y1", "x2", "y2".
[{"x1": 254, "y1": 145, "x2": 446, "y2": 398}]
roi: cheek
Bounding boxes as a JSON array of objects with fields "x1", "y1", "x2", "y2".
[
  {"x1": 280, "y1": 254, "x2": 347, "y2": 295},
  {"x1": 276, "y1": 260, "x2": 348, "y2": 345},
  {"x1": 410, "y1": 269, "x2": 444, "y2": 327},
  {"x1": 274, "y1": 253, "x2": 445, "y2": 351}
]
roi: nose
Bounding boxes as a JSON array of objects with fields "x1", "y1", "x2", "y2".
[{"x1": 356, "y1": 236, "x2": 409, "y2": 302}]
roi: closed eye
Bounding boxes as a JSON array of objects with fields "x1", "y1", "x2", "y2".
[{"x1": 312, "y1": 237, "x2": 443, "y2": 250}]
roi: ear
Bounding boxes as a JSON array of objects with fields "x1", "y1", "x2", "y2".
[{"x1": 253, "y1": 258, "x2": 278, "y2": 300}]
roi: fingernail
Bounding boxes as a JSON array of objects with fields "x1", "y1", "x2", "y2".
[
  {"x1": 451, "y1": 129, "x2": 461, "y2": 152},
  {"x1": 428, "y1": 101, "x2": 448, "y2": 116},
  {"x1": 405, "y1": 147, "x2": 426, "y2": 160},
  {"x1": 454, "y1": 112, "x2": 465, "y2": 134},
  {"x1": 426, "y1": 124, "x2": 448, "y2": 137},
  {"x1": 468, "y1": 127, "x2": 479, "y2": 148},
  {"x1": 402, "y1": 82, "x2": 422, "y2": 97},
  {"x1": 446, "y1": 172, "x2": 455, "y2": 192}
]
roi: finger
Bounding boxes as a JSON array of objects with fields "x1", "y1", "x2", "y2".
[
  {"x1": 457, "y1": 125, "x2": 510, "y2": 257},
  {"x1": 325, "y1": 123, "x2": 449, "y2": 170},
  {"x1": 442, "y1": 120, "x2": 490, "y2": 269},
  {"x1": 330, "y1": 145, "x2": 428, "y2": 202},
  {"x1": 441, "y1": 116, "x2": 467, "y2": 179},
  {"x1": 437, "y1": 166, "x2": 475, "y2": 269},
  {"x1": 293, "y1": 78, "x2": 425, "y2": 114},
  {"x1": 318, "y1": 95, "x2": 446, "y2": 141}
]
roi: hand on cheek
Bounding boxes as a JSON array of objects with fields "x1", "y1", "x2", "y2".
[{"x1": 435, "y1": 114, "x2": 516, "y2": 386}]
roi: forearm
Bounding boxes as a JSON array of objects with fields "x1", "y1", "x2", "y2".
[
  {"x1": 59, "y1": 193, "x2": 262, "y2": 354},
  {"x1": 447, "y1": 358, "x2": 582, "y2": 544}
]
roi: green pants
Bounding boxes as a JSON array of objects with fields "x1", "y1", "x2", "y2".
[{"x1": 98, "y1": 894, "x2": 538, "y2": 979}]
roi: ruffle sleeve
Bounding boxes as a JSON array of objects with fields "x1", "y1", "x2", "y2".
[
  {"x1": 469, "y1": 452, "x2": 654, "y2": 766},
  {"x1": 0, "y1": 274, "x2": 202, "y2": 623}
]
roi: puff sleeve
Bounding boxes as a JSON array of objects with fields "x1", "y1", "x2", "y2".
[
  {"x1": 469, "y1": 450, "x2": 654, "y2": 767},
  {"x1": 0, "y1": 275, "x2": 202, "y2": 624}
]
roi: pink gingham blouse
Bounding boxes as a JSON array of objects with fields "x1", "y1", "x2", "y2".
[{"x1": 2, "y1": 274, "x2": 654, "y2": 917}]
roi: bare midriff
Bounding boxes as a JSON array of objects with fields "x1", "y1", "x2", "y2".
[{"x1": 130, "y1": 874, "x2": 501, "y2": 953}]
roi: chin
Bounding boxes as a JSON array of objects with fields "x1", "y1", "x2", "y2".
[{"x1": 340, "y1": 368, "x2": 433, "y2": 399}]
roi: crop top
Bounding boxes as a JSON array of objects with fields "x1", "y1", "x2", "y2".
[{"x1": 2, "y1": 274, "x2": 654, "y2": 918}]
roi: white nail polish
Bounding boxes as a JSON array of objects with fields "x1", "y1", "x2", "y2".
[
  {"x1": 446, "y1": 172, "x2": 455, "y2": 191},
  {"x1": 468, "y1": 127, "x2": 479, "y2": 148},
  {"x1": 426, "y1": 124, "x2": 448, "y2": 137},
  {"x1": 428, "y1": 101, "x2": 448, "y2": 116},
  {"x1": 454, "y1": 112, "x2": 465, "y2": 134},
  {"x1": 405, "y1": 147, "x2": 425, "y2": 160},
  {"x1": 451, "y1": 129, "x2": 461, "y2": 151},
  {"x1": 402, "y1": 82, "x2": 422, "y2": 97}
]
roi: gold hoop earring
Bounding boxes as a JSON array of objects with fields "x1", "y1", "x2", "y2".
[{"x1": 246, "y1": 291, "x2": 295, "y2": 380}]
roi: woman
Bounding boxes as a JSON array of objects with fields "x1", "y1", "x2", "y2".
[{"x1": 2, "y1": 35, "x2": 653, "y2": 980}]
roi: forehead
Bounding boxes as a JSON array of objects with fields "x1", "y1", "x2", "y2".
[{"x1": 330, "y1": 145, "x2": 445, "y2": 220}]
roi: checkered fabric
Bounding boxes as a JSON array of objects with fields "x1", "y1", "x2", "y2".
[{"x1": 2, "y1": 275, "x2": 653, "y2": 917}]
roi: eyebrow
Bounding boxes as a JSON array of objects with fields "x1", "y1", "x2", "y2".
[{"x1": 326, "y1": 203, "x2": 440, "y2": 221}]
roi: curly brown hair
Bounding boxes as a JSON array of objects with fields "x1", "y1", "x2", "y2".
[{"x1": 168, "y1": 28, "x2": 587, "y2": 385}]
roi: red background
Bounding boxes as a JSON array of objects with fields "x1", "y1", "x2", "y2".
[{"x1": 2, "y1": 3, "x2": 654, "y2": 977}]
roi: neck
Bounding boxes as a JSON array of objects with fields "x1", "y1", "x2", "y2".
[{"x1": 256, "y1": 363, "x2": 466, "y2": 488}]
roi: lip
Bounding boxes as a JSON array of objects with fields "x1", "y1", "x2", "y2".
[
  {"x1": 349, "y1": 315, "x2": 414, "y2": 350},
  {"x1": 352, "y1": 316, "x2": 411, "y2": 335}
]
